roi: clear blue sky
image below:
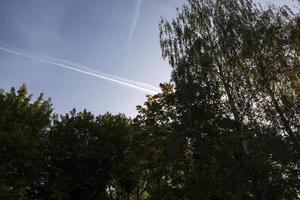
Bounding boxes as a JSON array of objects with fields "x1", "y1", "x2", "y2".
[{"x1": 0, "y1": 0, "x2": 295, "y2": 117}]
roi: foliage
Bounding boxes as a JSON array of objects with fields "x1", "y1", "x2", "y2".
[
  {"x1": 0, "y1": 84, "x2": 52, "y2": 200},
  {"x1": 159, "y1": 0, "x2": 300, "y2": 198},
  {"x1": 42, "y1": 111, "x2": 133, "y2": 200},
  {"x1": 0, "y1": 85, "x2": 136, "y2": 200}
]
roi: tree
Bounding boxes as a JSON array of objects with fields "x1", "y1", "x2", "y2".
[
  {"x1": 134, "y1": 84, "x2": 190, "y2": 199},
  {"x1": 42, "y1": 110, "x2": 134, "y2": 200},
  {"x1": 159, "y1": 0, "x2": 300, "y2": 198},
  {"x1": 0, "y1": 84, "x2": 52, "y2": 200}
]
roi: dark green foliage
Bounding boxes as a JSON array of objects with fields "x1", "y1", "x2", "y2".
[
  {"x1": 0, "y1": 85, "x2": 136, "y2": 200},
  {"x1": 158, "y1": 0, "x2": 300, "y2": 198},
  {"x1": 43, "y1": 111, "x2": 133, "y2": 200},
  {"x1": 0, "y1": 84, "x2": 52, "y2": 200}
]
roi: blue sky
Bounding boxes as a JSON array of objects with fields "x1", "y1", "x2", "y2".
[{"x1": 0, "y1": 0, "x2": 296, "y2": 117}]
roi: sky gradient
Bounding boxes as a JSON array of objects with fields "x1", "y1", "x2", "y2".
[{"x1": 0, "y1": 0, "x2": 296, "y2": 117}]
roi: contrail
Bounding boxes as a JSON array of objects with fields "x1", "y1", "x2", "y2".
[
  {"x1": 0, "y1": 44, "x2": 159, "y2": 92},
  {"x1": 127, "y1": 0, "x2": 142, "y2": 48},
  {"x1": 0, "y1": 46, "x2": 159, "y2": 94},
  {"x1": 42, "y1": 56, "x2": 160, "y2": 91}
]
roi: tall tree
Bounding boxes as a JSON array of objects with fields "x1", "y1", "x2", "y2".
[
  {"x1": 43, "y1": 110, "x2": 134, "y2": 200},
  {"x1": 134, "y1": 84, "x2": 189, "y2": 199},
  {"x1": 0, "y1": 84, "x2": 52, "y2": 200},
  {"x1": 159, "y1": 0, "x2": 300, "y2": 198}
]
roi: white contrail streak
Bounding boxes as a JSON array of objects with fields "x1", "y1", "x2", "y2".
[
  {"x1": 42, "y1": 56, "x2": 160, "y2": 91},
  {"x1": 127, "y1": 0, "x2": 142, "y2": 48},
  {"x1": 1, "y1": 45, "x2": 159, "y2": 92},
  {"x1": 0, "y1": 46, "x2": 159, "y2": 94},
  {"x1": 0, "y1": 44, "x2": 158, "y2": 91}
]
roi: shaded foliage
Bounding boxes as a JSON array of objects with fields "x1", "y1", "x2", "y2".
[
  {"x1": 0, "y1": 84, "x2": 52, "y2": 200},
  {"x1": 42, "y1": 111, "x2": 133, "y2": 200},
  {"x1": 159, "y1": 0, "x2": 300, "y2": 198}
]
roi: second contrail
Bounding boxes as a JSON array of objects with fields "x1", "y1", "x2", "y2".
[
  {"x1": 0, "y1": 46, "x2": 159, "y2": 94},
  {"x1": 127, "y1": 0, "x2": 142, "y2": 48}
]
